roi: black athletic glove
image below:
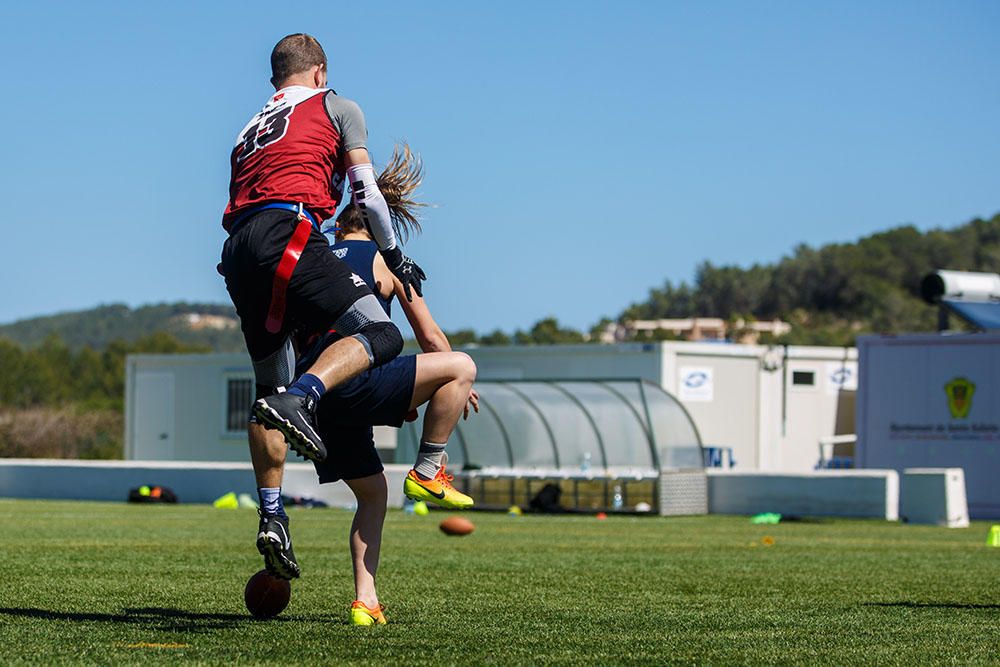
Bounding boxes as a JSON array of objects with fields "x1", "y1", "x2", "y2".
[{"x1": 380, "y1": 246, "x2": 426, "y2": 302}]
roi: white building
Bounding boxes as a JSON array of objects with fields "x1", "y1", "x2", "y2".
[
  {"x1": 857, "y1": 333, "x2": 1000, "y2": 519},
  {"x1": 125, "y1": 341, "x2": 856, "y2": 473},
  {"x1": 466, "y1": 342, "x2": 856, "y2": 472}
]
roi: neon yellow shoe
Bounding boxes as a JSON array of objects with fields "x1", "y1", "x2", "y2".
[
  {"x1": 349, "y1": 600, "x2": 387, "y2": 626},
  {"x1": 403, "y1": 464, "x2": 474, "y2": 510}
]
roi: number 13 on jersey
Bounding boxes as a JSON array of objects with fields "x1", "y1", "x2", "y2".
[{"x1": 237, "y1": 105, "x2": 293, "y2": 162}]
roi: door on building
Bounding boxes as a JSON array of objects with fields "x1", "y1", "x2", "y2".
[{"x1": 133, "y1": 372, "x2": 175, "y2": 459}]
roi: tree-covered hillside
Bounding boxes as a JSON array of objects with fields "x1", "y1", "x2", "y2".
[
  {"x1": 620, "y1": 213, "x2": 1000, "y2": 345},
  {"x1": 0, "y1": 303, "x2": 245, "y2": 352}
]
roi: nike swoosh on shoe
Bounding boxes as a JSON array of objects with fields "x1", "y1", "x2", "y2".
[
  {"x1": 261, "y1": 530, "x2": 287, "y2": 550},
  {"x1": 294, "y1": 410, "x2": 321, "y2": 443},
  {"x1": 410, "y1": 479, "x2": 446, "y2": 500}
]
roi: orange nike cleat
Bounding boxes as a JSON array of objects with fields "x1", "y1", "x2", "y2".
[
  {"x1": 403, "y1": 463, "x2": 474, "y2": 510},
  {"x1": 349, "y1": 600, "x2": 387, "y2": 626}
]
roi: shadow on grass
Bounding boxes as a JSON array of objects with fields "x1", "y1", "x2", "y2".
[
  {"x1": 864, "y1": 602, "x2": 1000, "y2": 611},
  {"x1": 0, "y1": 607, "x2": 326, "y2": 632}
]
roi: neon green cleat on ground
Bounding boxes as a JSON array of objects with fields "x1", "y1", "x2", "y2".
[
  {"x1": 350, "y1": 600, "x2": 387, "y2": 626},
  {"x1": 403, "y1": 465, "x2": 474, "y2": 510}
]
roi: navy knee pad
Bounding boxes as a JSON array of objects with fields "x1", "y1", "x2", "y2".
[{"x1": 353, "y1": 321, "x2": 403, "y2": 368}]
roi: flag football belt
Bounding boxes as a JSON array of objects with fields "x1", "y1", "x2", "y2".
[
  {"x1": 228, "y1": 203, "x2": 322, "y2": 335},
  {"x1": 227, "y1": 202, "x2": 322, "y2": 236},
  {"x1": 263, "y1": 204, "x2": 321, "y2": 334}
]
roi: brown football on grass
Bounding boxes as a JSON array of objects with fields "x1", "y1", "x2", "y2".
[
  {"x1": 244, "y1": 569, "x2": 291, "y2": 619},
  {"x1": 439, "y1": 516, "x2": 475, "y2": 536}
]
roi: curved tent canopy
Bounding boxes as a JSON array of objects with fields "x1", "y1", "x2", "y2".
[{"x1": 397, "y1": 379, "x2": 703, "y2": 474}]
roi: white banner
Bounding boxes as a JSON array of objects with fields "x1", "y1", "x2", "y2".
[
  {"x1": 825, "y1": 361, "x2": 858, "y2": 395},
  {"x1": 678, "y1": 366, "x2": 714, "y2": 402}
]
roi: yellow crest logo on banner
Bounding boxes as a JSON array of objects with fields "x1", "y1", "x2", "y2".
[{"x1": 944, "y1": 377, "x2": 976, "y2": 419}]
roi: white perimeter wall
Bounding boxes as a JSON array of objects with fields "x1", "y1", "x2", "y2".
[
  {"x1": 0, "y1": 459, "x2": 412, "y2": 508},
  {"x1": 0, "y1": 460, "x2": 901, "y2": 520},
  {"x1": 707, "y1": 469, "x2": 898, "y2": 519}
]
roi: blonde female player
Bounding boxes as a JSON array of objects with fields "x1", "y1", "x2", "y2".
[{"x1": 296, "y1": 145, "x2": 478, "y2": 625}]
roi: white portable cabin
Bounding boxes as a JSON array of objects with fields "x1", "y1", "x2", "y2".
[
  {"x1": 661, "y1": 344, "x2": 856, "y2": 472},
  {"x1": 125, "y1": 341, "x2": 855, "y2": 472},
  {"x1": 430, "y1": 342, "x2": 856, "y2": 472},
  {"x1": 124, "y1": 353, "x2": 398, "y2": 462},
  {"x1": 857, "y1": 333, "x2": 1000, "y2": 519}
]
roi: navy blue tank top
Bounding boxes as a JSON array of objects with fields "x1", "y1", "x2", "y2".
[{"x1": 332, "y1": 239, "x2": 393, "y2": 315}]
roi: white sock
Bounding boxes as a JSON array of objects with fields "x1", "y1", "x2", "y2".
[{"x1": 414, "y1": 441, "x2": 446, "y2": 480}]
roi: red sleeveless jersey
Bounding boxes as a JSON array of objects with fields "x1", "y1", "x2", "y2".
[{"x1": 223, "y1": 87, "x2": 346, "y2": 230}]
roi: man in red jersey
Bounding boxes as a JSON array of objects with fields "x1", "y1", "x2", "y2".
[{"x1": 219, "y1": 34, "x2": 425, "y2": 579}]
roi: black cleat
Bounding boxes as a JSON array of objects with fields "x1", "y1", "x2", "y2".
[
  {"x1": 252, "y1": 392, "x2": 327, "y2": 462},
  {"x1": 256, "y1": 511, "x2": 300, "y2": 580}
]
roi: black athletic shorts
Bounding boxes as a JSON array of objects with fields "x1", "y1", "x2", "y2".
[
  {"x1": 220, "y1": 209, "x2": 373, "y2": 361},
  {"x1": 312, "y1": 354, "x2": 418, "y2": 483}
]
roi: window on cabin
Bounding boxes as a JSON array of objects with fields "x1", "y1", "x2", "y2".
[
  {"x1": 225, "y1": 378, "x2": 253, "y2": 433},
  {"x1": 791, "y1": 370, "x2": 816, "y2": 386}
]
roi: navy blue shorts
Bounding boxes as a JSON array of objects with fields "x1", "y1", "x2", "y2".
[{"x1": 312, "y1": 354, "x2": 417, "y2": 483}]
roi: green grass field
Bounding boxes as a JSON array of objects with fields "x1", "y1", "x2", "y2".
[{"x1": 2, "y1": 499, "x2": 998, "y2": 665}]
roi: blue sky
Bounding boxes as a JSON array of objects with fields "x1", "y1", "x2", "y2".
[{"x1": 0, "y1": 1, "x2": 997, "y2": 334}]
